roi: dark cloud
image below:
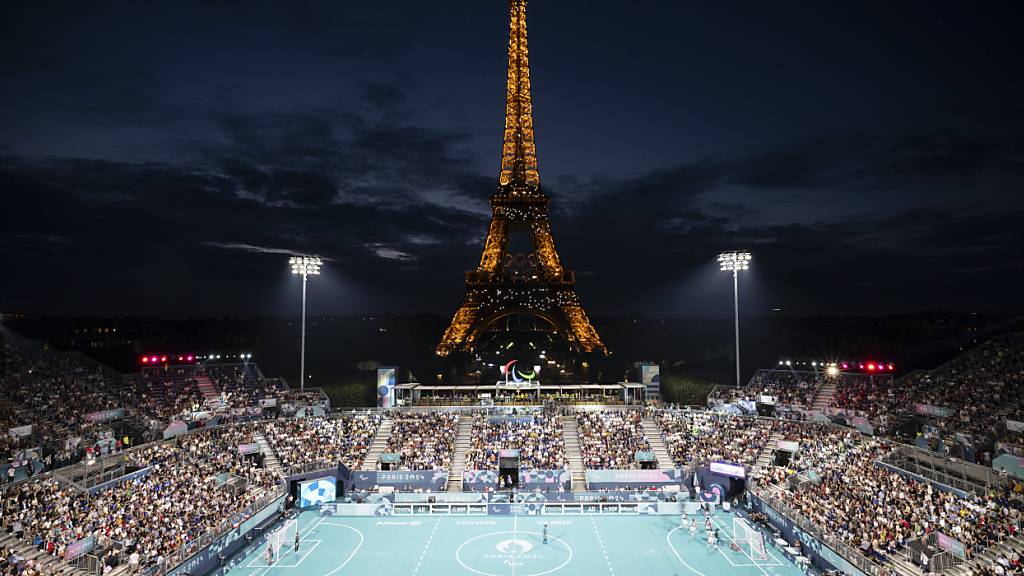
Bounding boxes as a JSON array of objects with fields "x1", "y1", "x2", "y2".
[{"x1": 0, "y1": 0, "x2": 1022, "y2": 318}]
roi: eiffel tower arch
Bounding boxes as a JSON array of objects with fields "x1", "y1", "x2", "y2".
[{"x1": 437, "y1": 0, "x2": 608, "y2": 380}]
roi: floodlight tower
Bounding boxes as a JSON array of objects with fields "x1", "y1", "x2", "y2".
[
  {"x1": 289, "y1": 256, "x2": 322, "y2": 392},
  {"x1": 718, "y1": 250, "x2": 752, "y2": 387}
]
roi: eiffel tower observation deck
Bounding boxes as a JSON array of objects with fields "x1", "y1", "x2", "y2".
[{"x1": 437, "y1": 0, "x2": 607, "y2": 371}]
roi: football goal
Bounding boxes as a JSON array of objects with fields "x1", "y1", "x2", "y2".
[
  {"x1": 268, "y1": 519, "x2": 299, "y2": 558},
  {"x1": 733, "y1": 517, "x2": 768, "y2": 561}
]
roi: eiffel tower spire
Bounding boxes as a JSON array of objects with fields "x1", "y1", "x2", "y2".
[
  {"x1": 437, "y1": 0, "x2": 607, "y2": 359},
  {"x1": 499, "y1": 0, "x2": 539, "y2": 194}
]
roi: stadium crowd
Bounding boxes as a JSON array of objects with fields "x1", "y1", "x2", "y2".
[
  {"x1": 657, "y1": 411, "x2": 776, "y2": 468},
  {"x1": 385, "y1": 413, "x2": 459, "y2": 470},
  {"x1": 262, "y1": 414, "x2": 381, "y2": 472},
  {"x1": 465, "y1": 413, "x2": 566, "y2": 470},
  {"x1": 1, "y1": 342, "x2": 125, "y2": 474},
  {"x1": 576, "y1": 410, "x2": 650, "y2": 469},
  {"x1": 753, "y1": 423, "x2": 1024, "y2": 570},
  {"x1": 1, "y1": 425, "x2": 277, "y2": 574}
]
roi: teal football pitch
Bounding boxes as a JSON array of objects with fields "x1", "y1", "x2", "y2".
[{"x1": 219, "y1": 508, "x2": 807, "y2": 576}]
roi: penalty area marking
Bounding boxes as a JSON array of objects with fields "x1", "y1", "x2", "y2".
[
  {"x1": 667, "y1": 526, "x2": 711, "y2": 576},
  {"x1": 247, "y1": 516, "x2": 327, "y2": 573},
  {"x1": 455, "y1": 530, "x2": 573, "y2": 576},
  {"x1": 319, "y1": 523, "x2": 365, "y2": 576},
  {"x1": 246, "y1": 540, "x2": 321, "y2": 568}
]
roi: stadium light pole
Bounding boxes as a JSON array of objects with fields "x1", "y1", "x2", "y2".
[
  {"x1": 718, "y1": 251, "x2": 752, "y2": 388},
  {"x1": 290, "y1": 256, "x2": 322, "y2": 392}
]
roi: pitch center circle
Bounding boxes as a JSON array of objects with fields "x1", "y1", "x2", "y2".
[{"x1": 455, "y1": 530, "x2": 573, "y2": 576}]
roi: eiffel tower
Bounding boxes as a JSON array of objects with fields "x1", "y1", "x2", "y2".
[{"x1": 437, "y1": 0, "x2": 607, "y2": 358}]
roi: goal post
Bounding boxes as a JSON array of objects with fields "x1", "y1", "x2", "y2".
[
  {"x1": 733, "y1": 517, "x2": 768, "y2": 561},
  {"x1": 268, "y1": 519, "x2": 299, "y2": 557}
]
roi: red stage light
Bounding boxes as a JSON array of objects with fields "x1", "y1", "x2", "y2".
[
  {"x1": 888, "y1": 363, "x2": 895, "y2": 370},
  {"x1": 177, "y1": 356, "x2": 183, "y2": 361},
  {"x1": 867, "y1": 363, "x2": 876, "y2": 371},
  {"x1": 150, "y1": 356, "x2": 158, "y2": 363},
  {"x1": 842, "y1": 363, "x2": 849, "y2": 369},
  {"x1": 141, "y1": 356, "x2": 149, "y2": 363},
  {"x1": 187, "y1": 355, "x2": 194, "y2": 361},
  {"x1": 160, "y1": 356, "x2": 168, "y2": 363}
]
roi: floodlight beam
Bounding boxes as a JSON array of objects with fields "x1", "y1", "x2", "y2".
[{"x1": 718, "y1": 250, "x2": 752, "y2": 387}]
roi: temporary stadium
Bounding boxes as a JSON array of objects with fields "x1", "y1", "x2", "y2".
[{"x1": 2, "y1": 1, "x2": 1023, "y2": 576}]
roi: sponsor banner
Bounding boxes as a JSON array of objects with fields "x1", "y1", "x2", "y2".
[
  {"x1": 8, "y1": 424, "x2": 32, "y2": 438},
  {"x1": 352, "y1": 470, "x2": 448, "y2": 490},
  {"x1": 776, "y1": 440, "x2": 799, "y2": 452},
  {"x1": 237, "y1": 443, "x2": 260, "y2": 455},
  {"x1": 750, "y1": 495, "x2": 868, "y2": 576},
  {"x1": 462, "y1": 469, "x2": 571, "y2": 491},
  {"x1": 166, "y1": 494, "x2": 285, "y2": 576},
  {"x1": 585, "y1": 468, "x2": 683, "y2": 489},
  {"x1": 259, "y1": 398, "x2": 277, "y2": 408},
  {"x1": 915, "y1": 403, "x2": 952, "y2": 418},
  {"x1": 1008, "y1": 419, "x2": 1024, "y2": 433},
  {"x1": 936, "y1": 532, "x2": 967, "y2": 559},
  {"x1": 395, "y1": 492, "x2": 488, "y2": 504},
  {"x1": 377, "y1": 367, "x2": 397, "y2": 409},
  {"x1": 520, "y1": 469, "x2": 570, "y2": 485},
  {"x1": 320, "y1": 502, "x2": 396, "y2": 517},
  {"x1": 64, "y1": 535, "x2": 96, "y2": 560},
  {"x1": 759, "y1": 395, "x2": 777, "y2": 406},
  {"x1": 84, "y1": 408, "x2": 125, "y2": 423},
  {"x1": 87, "y1": 467, "x2": 152, "y2": 496}
]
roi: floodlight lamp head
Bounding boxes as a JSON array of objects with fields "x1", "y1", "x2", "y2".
[
  {"x1": 289, "y1": 255, "x2": 323, "y2": 276},
  {"x1": 717, "y1": 250, "x2": 752, "y2": 272}
]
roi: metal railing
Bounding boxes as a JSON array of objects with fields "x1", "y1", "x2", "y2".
[
  {"x1": 753, "y1": 486, "x2": 884, "y2": 576},
  {"x1": 140, "y1": 486, "x2": 285, "y2": 576},
  {"x1": 68, "y1": 552, "x2": 101, "y2": 575}
]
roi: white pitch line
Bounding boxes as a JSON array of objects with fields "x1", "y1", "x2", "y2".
[
  {"x1": 412, "y1": 517, "x2": 442, "y2": 576},
  {"x1": 709, "y1": 515, "x2": 782, "y2": 574},
  {"x1": 589, "y1": 516, "x2": 615, "y2": 575},
  {"x1": 666, "y1": 526, "x2": 711, "y2": 576}
]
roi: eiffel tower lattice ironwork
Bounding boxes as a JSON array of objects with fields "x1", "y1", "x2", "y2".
[{"x1": 437, "y1": 0, "x2": 607, "y2": 357}]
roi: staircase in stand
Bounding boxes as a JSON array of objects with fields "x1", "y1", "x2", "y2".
[
  {"x1": 254, "y1": 433, "x2": 285, "y2": 478},
  {"x1": 753, "y1": 431, "x2": 783, "y2": 473},
  {"x1": 947, "y1": 535, "x2": 1024, "y2": 576},
  {"x1": 811, "y1": 380, "x2": 837, "y2": 411},
  {"x1": 360, "y1": 418, "x2": 394, "y2": 471},
  {"x1": 888, "y1": 553, "x2": 928, "y2": 576},
  {"x1": 447, "y1": 415, "x2": 475, "y2": 492},
  {"x1": 562, "y1": 415, "x2": 586, "y2": 492},
  {"x1": 196, "y1": 375, "x2": 220, "y2": 402},
  {"x1": 641, "y1": 415, "x2": 673, "y2": 468},
  {"x1": 0, "y1": 533, "x2": 92, "y2": 576}
]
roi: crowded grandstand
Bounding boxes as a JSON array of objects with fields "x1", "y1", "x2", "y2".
[{"x1": 1, "y1": 331, "x2": 1022, "y2": 576}]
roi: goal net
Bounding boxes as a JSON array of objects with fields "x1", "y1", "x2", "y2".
[
  {"x1": 733, "y1": 517, "x2": 768, "y2": 561},
  {"x1": 268, "y1": 519, "x2": 299, "y2": 558}
]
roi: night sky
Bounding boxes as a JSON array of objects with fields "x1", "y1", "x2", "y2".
[{"x1": 2, "y1": 1, "x2": 1022, "y2": 319}]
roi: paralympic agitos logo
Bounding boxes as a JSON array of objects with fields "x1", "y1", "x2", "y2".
[{"x1": 500, "y1": 360, "x2": 540, "y2": 383}]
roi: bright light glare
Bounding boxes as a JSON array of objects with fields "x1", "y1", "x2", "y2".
[
  {"x1": 290, "y1": 256, "x2": 322, "y2": 276},
  {"x1": 826, "y1": 366, "x2": 840, "y2": 377},
  {"x1": 717, "y1": 250, "x2": 752, "y2": 272}
]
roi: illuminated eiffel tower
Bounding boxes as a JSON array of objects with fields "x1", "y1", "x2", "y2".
[{"x1": 437, "y1": 0, "x2": 607, "y2": 358}]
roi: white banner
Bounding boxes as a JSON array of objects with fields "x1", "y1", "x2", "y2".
[
  {"x1": 9, "y1": 425, "x2": 32, "y2": 438},
  {"x1": 1007, "y1": 419, "x2": 1024, "y2": 432}
]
